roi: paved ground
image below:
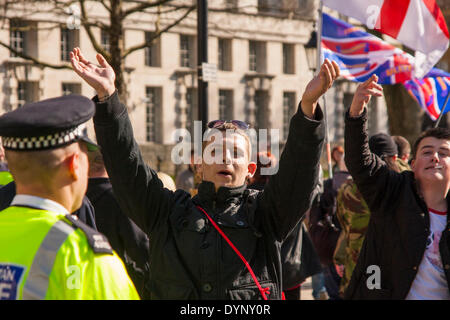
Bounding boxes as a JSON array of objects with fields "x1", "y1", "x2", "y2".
[{"x1": 300, "y1": 277, "x2": 314, "y2": 300}]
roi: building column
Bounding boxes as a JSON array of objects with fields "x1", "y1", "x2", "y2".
[
  {"x1": 176, "y1": 76, "x2": 188, "y2": 132},
  {"x1": 245, "y1": 79, "x2": 256, "y2": 128}
]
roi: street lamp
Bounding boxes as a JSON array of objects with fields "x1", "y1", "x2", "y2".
[
  {"x1": 197, "y1": 0, "x2": 208, "y2": 134},
  {"x1": 305, "y1": 30, "x2": 317, "y2": 73},
  {"x1": 305, "y1": 19, "x2": 334, "y2": 179}
]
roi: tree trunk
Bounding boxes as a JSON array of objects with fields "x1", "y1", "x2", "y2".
[
  {"x1": 382, "y1": 83, "x2": 424, "y2": 145},
  {"x1": 109, "y1": 0, "x2": 128, "y2": 104}
]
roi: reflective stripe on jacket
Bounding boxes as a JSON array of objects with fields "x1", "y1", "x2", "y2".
[{"x1": 0, "y1": 206, "x2": 139, "y2": 300}]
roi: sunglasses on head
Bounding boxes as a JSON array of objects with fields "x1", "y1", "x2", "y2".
[{"x1": 207, "y1": 120, "x2": 249, "y2": 130}]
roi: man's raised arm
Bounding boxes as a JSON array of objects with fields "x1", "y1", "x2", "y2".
[
  {"x1": 260, "y1": 59, "x2": 340, "y2": 241},
  {"x1": 344, "y1": 74, "x2": 399, "y2": 212},
  {"x1": 70, "y1": 48, "x2": 176, "y2": 235}
]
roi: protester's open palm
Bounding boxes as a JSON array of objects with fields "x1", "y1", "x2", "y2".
[{"x1": 70, "y1": 47, "x2": 116, "y2": 97}]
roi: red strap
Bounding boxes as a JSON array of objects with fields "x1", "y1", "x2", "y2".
[{"x1": 196, "y1": 205, "x2": 269, "y2": 300}]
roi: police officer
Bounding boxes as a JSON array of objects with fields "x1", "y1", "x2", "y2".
[{"x1": 0, "y1": 95, "x2": 139, "y2": 300}]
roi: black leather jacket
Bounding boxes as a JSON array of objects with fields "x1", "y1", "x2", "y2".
[
  {"x1": 93, "y1": 91, "x2": 325, "y2": 299},
  {"x1": 344, "y1": 109, "x2": 450, "y2": 300}
]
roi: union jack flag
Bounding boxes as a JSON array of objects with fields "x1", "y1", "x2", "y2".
[
  {"x1": 403, "y1": 68, "x2": 450, "y2": 120},
  {"x1": 322, "y1": 13, "x2": 415, "y2": 85},
  {"x1": 322, "y1": 0, "x2": 449, "y2": 78}
]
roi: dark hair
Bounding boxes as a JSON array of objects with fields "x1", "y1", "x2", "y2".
[
  {"x1": 202, "y1": 122, "x2": 251, "y2": 157},
  {"x1": 392, "y1": 135, "x2": 411, "y2": 158},
  {"x1": 412, "y1": 127, "x2": 450, "y2": 159}
]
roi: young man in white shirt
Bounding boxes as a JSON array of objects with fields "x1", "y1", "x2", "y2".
[{"x1": 344, "y1": 74, "x2": 450, "y2": 300}]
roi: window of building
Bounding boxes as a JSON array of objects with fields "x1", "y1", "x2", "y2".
[
  {"x1": 17, "y1": 81, "x2": 39, "y2": 108},
  {"x1": 180, "y1": 35, "x2": 195, "y2": 68},
  {"x1": 283, "y1": 92, "x2": 296, "y2": 140},
  {"x1": 62, "y1": 83, "x2": 81, "y2": 96},
  {"x1": 61, "y1": 27, "x2": 79, "y2": 62},
  {"x1": 9, "y1": 20, "x2": 38, "y2": 58},
  {"x1": 258, "y1": 0, "x2": 270, "y2": 13},
  {"x1": 282, "y1": 43, "x2": 295, "y2": 74},
  {"x1": 145, "y1": 87, "x2": 162, "y2": 143},
  {"x1": 249, "y1": 41, "x2": 266, "y2": 73},
  {"x1": 101, "y1": 29, "x2": 110, "y2": 52},
  {"x1": 255, "y1": 90, "x2": 269, "y2": 130},
  {"x1": 219, "y1": 89, "x2": 233, "y2": 120},
  {"x1": 218, "y1": 38, "x2": 232, "y2": 71},
  {"x1": 185, "y1": 88, "x2": 198, "y2": 135},
  {"x1": 224, "y1": 0, "x2": 238, "y2": 11},
  {"x1": 10, "y1": 20, "x2": 25, "y2": 57},
  {"x1": 144, "y1": 32, "x2": 161, "y2": 67},
  {"x1": 249, "y1": 41, "x2": 257, "y2": 72}
]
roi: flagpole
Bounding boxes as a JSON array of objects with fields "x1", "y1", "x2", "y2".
[
  {"x1": 434, "y1": 90, "x2": 450, "y2": 128},
  {"x1": 317, "y1": 1, "x2": 333, "y2": 179}
]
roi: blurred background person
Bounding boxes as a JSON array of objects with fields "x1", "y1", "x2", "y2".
[
  {"x1": 331, "y1": 145, "x2": 345, "y2": 174},
  {"x1": 157, "y1": 171, "x2": 176, "y2": 191},
  {"x1": 175, "y1": 149, "x2": 195, "y2": 192},
  {"x1": 393, "y1": 135, "x2": 412, "y2": 171},
  {"x1": 248, "y1": 151, "x2": 323, "y2": 300},
  {"x1": 308, "y1": 151, "x2": 351, "y2": 300},
  {"x1": 334, "y1": 132, "x2": 402, "y2": 297},
  {"x1": 87, "y1": 148, "x2": 150, "y2": 299}
]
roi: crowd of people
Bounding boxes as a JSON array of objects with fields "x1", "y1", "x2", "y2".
[{"x1": 0, "y1": 48, "x2": 450, "y2": 300}]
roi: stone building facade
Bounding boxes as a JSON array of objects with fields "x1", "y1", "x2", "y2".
[{"x1": 0, "y1": 0, "x2": 389, "y2": 177}]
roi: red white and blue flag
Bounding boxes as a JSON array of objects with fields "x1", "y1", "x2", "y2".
[
  {"x1": 403, "y1": 68, "x2": 450, "y2": 120},
  {"x1": 322, "y1": 0, "x2": 450, "y2": 78},
  {"x1": 322, "y1": 13, "x2": 415, "y2": 84}
]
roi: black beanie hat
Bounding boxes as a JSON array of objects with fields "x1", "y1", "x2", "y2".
[{"x1": 369, "y1": 133, "x2": 398, "y2": 158}]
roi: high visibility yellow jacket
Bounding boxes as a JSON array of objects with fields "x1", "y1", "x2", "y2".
[
  {"x1": 0, "y1": 171, "x2": 13, "y2": 187},
  {"x1": 0, "y1": 206, "x2": 140, "y2": 300}
]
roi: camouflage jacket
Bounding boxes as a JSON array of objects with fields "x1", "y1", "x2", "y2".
[
  {"x1": 334, "y1": 179, "x2": 370, "y2": 296},
  {"x1": 396, "y1": 158, "x2": 411, "y2": 172}
]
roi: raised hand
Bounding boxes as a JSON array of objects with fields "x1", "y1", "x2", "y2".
[
  {"x1": 301, "y1": 59, "x2": 340, "y2": 118},
  {"x1": 70, "y1": 47, "x2": 116, "y2": 98},
  {"x1": 349, "y1": 74, "x2": 383, "y2": 117}
]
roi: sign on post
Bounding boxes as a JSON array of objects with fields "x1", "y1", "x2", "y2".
[{"x1": 201, "y1": 63, "x2": 217, "y2": 82}]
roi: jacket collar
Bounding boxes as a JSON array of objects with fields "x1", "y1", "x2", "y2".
[{"x1": 196, "y1": 180, "x2": 247, "y2": 211}]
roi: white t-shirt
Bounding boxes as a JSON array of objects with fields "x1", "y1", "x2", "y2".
[{"x1": 406, "y1": 208, "x2": 450, "y2": 300}]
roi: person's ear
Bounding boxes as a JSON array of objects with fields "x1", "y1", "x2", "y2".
[
  {"x1": 247, "y1": 162, "x2": 257, "y2": 178},
  {"x1": 410, "y1": 159, "x2": 415, "y2": 171},
  {"x1": 67, "y1": 152, "x2": 80, "y2": 181}
]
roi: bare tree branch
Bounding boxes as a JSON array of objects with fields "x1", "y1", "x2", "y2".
[
  {"x1": 121, "y1": 4, "x2": 195, "y2": 59},
  {"x1": 97, "y1": 0, "x2": 112, "y2": 12},
  {"x1": 0, "y1": 40, "x2": 71, "y2": 69},
  {"x1": 123, "y1": 0, "x2": 172, "y2": 18},
  {"x1": 79, "y1": 0, "x2": 110, "y2": 59},
  {"x1": 139, "y1": 3, "x2": 194, "y2": 15}
]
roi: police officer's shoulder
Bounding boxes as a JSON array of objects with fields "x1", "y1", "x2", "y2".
[{"x1": 64, "y1": 214, "x2": 113, "y2": 255}]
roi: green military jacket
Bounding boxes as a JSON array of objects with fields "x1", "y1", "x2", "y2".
[{"x1": 334, "y1": 179, "x2": 370, "y2": 296}]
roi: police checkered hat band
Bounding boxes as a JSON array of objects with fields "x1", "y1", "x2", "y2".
[
  {"x1": 0, "y1": 94, "x2": 96, "y2": 151},
  {"x1": 2, "y1": 123, "x2": 86, "y2": 151}
]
